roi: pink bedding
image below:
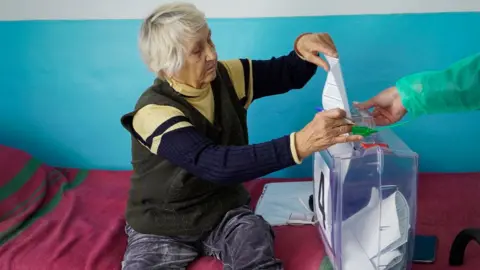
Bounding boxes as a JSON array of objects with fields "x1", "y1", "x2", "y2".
[{"x1": 1, "y1": 145, "x2": 480, "y2": 269}]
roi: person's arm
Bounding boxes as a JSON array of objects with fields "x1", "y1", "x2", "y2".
[
  {"x1": 221, "y1": 50, "x2": 317, "y2": 108},
  {"x1": 396, "y1": 53, "x2": 480, "y2": 117},
  {"x1": 132, "y1": 105, "x2": 302, "y2": 184}
]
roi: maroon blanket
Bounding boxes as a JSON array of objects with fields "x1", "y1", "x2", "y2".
[
  {"x1": 1, "y1": 145, "x2": 480, "y2": 269},
  {"x1": 0, "y1": 145, "x2": 128, "y2": 269}
]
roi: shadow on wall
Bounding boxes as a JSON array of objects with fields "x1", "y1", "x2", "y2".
[{"x1": 1, "y1": 13, "x2": 480, "y2": 177}]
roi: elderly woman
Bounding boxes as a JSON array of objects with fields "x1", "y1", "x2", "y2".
[{"x1": 120, "y1": 2, "x2": 362, "y2": 269}]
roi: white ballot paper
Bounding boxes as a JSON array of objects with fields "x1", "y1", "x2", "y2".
[
  {"x1": 322, "y1": 56, "x2": 351, "y2": 118},
  {"x1": 341, "y1": 188, "x2": 410, "y2": 270}
]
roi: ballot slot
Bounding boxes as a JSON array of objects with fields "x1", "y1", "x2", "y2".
[
  {"x1": 350, "y1": 108, "x2": 381, "y2": 151},
  {"x1": 350, "y1": 108, "x2": 397, "y2": 152}
]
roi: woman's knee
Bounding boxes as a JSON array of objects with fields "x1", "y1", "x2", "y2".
[
  {"x1": 122, "y1": 226, "x2": 198, "y2": 269},
  {"x1": 231, "y1": 212, "x2": 274, "y2": 238},
  {"x1": 243, "y1": 213, "x2": 271, "y2": 229}
]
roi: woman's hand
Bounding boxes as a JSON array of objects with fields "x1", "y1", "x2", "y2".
[
  {"x1": 354, "y1": 86, "x2": 407, "y2": 126},
  {"x1": 295, "y1": 108, "x2": 363, "y2": 159},
  {"x1": 295, "y1": 33, "x2": 338, "y2": 71}
]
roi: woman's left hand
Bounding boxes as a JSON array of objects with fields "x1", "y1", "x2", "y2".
[{"x1": 295, "y1": 33, "x2": 338, "y2": 71}]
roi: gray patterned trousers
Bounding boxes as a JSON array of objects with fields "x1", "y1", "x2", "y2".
[{"x1": 122, "y1": 205, "x2": 283, "y2": 270}]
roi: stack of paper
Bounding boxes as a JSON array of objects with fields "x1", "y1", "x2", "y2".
[{"x1": 254, "y1": 182, "x2": 315, "y2": 226}]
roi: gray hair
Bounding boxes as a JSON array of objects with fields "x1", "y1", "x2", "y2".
[{"x1": 139, "y1": 2, "x2": 207, "y2": 77}]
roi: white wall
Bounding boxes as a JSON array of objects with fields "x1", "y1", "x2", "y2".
[{"x1": 1, "y1": 0, "x2": 480, "y2": 20}]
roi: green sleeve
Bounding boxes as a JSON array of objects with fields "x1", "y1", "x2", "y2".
[{"x1": 396, "y1": 53, "x2": 480, "y2": 117}]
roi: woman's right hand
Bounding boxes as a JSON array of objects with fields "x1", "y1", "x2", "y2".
[{"x1": 295, "y1": 108, "x2": 363, "y2": 159}]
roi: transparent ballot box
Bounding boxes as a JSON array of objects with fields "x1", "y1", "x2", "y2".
[{"x1": 313, "y1": 109, "x2": 418, "y2": 270}]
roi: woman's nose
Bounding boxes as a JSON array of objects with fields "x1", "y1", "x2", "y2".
[{"x1": 206, "y1": 45, "x2": 216, "y2": 60}]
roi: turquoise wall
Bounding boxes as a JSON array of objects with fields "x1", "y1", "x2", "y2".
[{"x1": 1, "y1": 12, "x2": 480, "y2": 177}]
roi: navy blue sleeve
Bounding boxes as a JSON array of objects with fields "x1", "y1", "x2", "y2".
[
  {"x1": 157, "y1": 127, "x2": 297, "y2": 184},
  {"x1": 242, "y1": 50, "x2": 318, "y2": 101}
]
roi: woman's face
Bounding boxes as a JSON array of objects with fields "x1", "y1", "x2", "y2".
[{"x1": 173, "y1": 25, "x2": 218, "y2": 88}]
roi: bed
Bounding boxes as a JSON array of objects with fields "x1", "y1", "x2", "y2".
[{"x1": 1, "y1": 144, "x2": 479, "y2": 269}]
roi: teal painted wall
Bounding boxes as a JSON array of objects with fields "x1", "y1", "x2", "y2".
[{"x1": 1, "y1": 13, "x2": 480, "y2": 177}]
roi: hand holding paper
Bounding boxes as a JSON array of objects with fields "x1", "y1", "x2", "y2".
[
  {"x1": 294, "y1": 32, "x2": 338, "y2": 71},
  {"x1": 295, "y1": 109, "x2": 362, "y2": 159}
]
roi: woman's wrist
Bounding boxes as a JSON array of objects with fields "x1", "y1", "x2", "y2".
[{"x1": 294, "y1": 129, "x2": 311, "y2": 160}]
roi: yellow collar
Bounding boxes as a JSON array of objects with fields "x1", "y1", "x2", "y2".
[{"x1": 166, "y1": 77, "x2": 210, "y2": 98}]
